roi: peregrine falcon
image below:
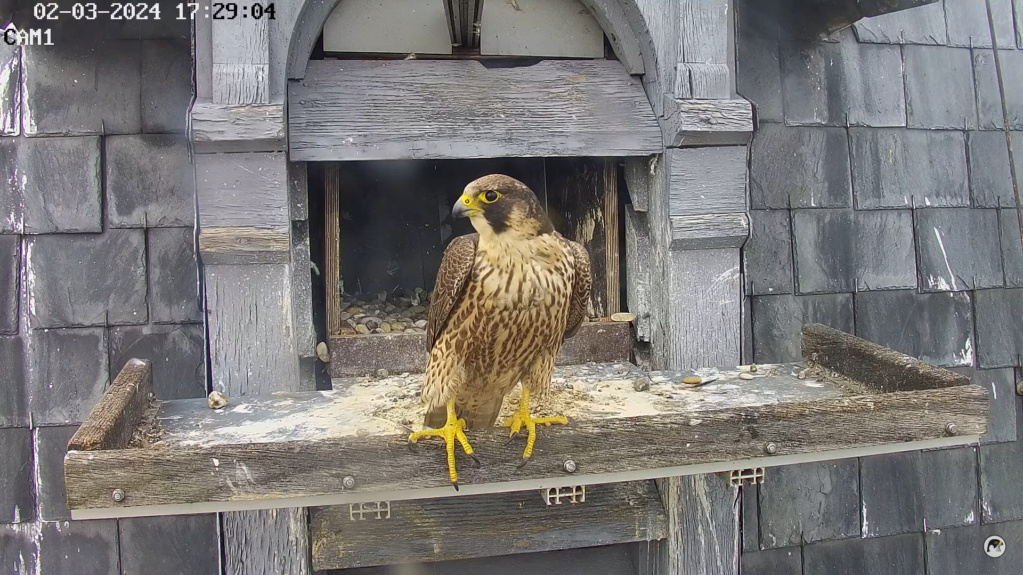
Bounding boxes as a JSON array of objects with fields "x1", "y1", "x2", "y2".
[{"x1": 409, "y1": 174, "x2": 592, "y2": 489}]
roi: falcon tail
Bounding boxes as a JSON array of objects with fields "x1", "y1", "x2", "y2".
[{"x1": 425, "y1": 397, "x2": 504, "y2": 430}]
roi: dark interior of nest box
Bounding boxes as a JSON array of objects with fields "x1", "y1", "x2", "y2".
[{"x1": 307, "y1": 157, "x2": 635, "y2": 379}]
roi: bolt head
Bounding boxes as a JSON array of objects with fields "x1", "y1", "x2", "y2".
[
  {"x1": 563, "y1": 460, "x2": 577, "y2": 473},
  {"x1": 111, "y1": 489, "x2": 125, "y2": 503},
  {"x1": 342, "y1": 475, "x2": 356, "y2": 489},
  {"x1": 764, "y1": 442, "x2": 778, "y2": 455},
  {"x1": 945, "y1": 423, "x2": 959, "y2": 436}
]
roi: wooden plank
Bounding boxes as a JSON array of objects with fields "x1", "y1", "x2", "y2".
[
  {"x1": 190, "y1": 101, "x2": 285, "y2": 153},
  {"x1": 604, "y1": 160, "x2": 621, "y2": 315},
  {"x1": 67, "y1": 359, "x2": 152, "y2": 451},
  {"x1": 670, "y1": 214, "x2": 750, "y2": 250},
  {"x1": 194, "y1": 11, "x2": 213, "y2": 100},
  {"x1": 288, "y1": 59, "x2": 662, "y2": 161},
  {"x1": 662, "y1": 97, "x2": 754, "y2": 147},
  {"x1": 656, "y1": 474, "x2": 740, "y2": 575},
  {"x1": 310, "y1": 480, "x2": 668, "y2": 570},
  {"x1": 195, "y1": 152, "x2": 289, "y2": 229},
  {"x1": 624, "y1": 156, "x2": 661, "y2": 212},
  {"x1": 637, "y1": 0, "x2": 679, "y2": 103},
  {"x1": 667, "y1": 147, "x2": 748, "y2": 217},
  {"x1": 677, "y1": 0, "x2": 731, "y2": 99},
  {"x1": 286, "y1": 0, "x2": 339, "y2": 80},
  {"x1": 64, "y1": 376, "x2": 988, "y2": 512},
  {"x1": 625, "y1": 206, "x2": 653, "y2": 342},
  {"x1": 480, "y1": 0, "x2": 605, "y2": 58},
  {"x1": 198, "y1": 227, "x2": 290, "y2": 265},
  {"x1": 328, "y1": 321, "x2": 632, "y2": 377},
  {"x1": 678, "y1": 63, "x2": 731, "y2": 100},
  {"x1": 212, "y1": 17, "x2": 270, "y2": 104},
  {"x1": 801, "y1": 323, "x2": 973, "y2": 393},
  {"x1": 288, "y1": 161, "x2": 308, "y2": 222},
  {"x1": 579, "y1": 0, "x2": 645, "y2": 74},
  {"x1": 324, "y1": 163, "x2": 342, "y2": 335}
]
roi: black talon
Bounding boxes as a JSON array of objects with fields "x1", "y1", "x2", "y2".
[
  {"x1": 468, "y1": 453, "x2": 482, "y2": 466},
  {"x1": 407, "y1": 440, "x2": 419, "y2": 453},
  {"x1": 504, "y1": 433, "x2": 519, "y2": 446},
  {"x1": 516, "y1": 456, "x2": 532, "y2": 469},
  {"x1": 452, "y1": 481, "x2": 459, "y2": 491}
]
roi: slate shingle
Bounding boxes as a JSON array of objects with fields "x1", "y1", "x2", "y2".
[
  {"x1": 974, "y1": 50, "x2": 1023, "y2": 131},
  {"x1": 742, "y1": 484, "x2": 760, "y2": 552},
  {"x1": 792, "y1": 209, "x2": 916, "y2": 293},
  {"x1": 0, "y1": 428, "x2": 33, "y2": 524},
  {"x1": 0, "y1": 235, "x2": 18, "y2": 334},
  {"x1": 972, "y1": 368, "x2": 1020, "y2": 444},
  {"x1": 736, "y1": 2, "x2": 783, "y2": 122},
  {"x1": 915, "y1": 208, "x2": 1003, "y2": 291},
  {"x1": 752, "y1": 293, "x2": 854, "y2": 363},
  {"x1": 904, "y1": 46, "x2": 977, "y2": 130},
  {"x1": 945, "y1": 0, "x2": 1017, "y2": 49},
  {"x1": 106, "y1": 134, "x2": 194, "y2": 228},
  {"x1": 741, "y1": 547, "x2": 801, "y2": 575},
  {"x1": 0, "y1": 44, "x2": 19, "y2": 136},
  {"x1": 37, "y1": 519, "x2": 119, "y2": 575},
  {"x1": 26, "y1": 229, "x2": 148, "y2": 328},
  {"x1": 853, "y1": 1, "x2": 948, "y2": 45},
  {"x1": 968, "y1": 131, "x2": 1017, "y2": 208},
  {"x1": 850, "y1": 128, "x2": 969, "y2": 209},
  {"x1": 926, "y1": 519, "x2": 1023, "y2": 575},
  {"x1": 109, "y1": 324, "x2": 205, "y2": 400},
  {"x1": 974, "y1": 288, "x2": 1023, "y2": 368},
  {"x1": 0, "y1": 139, "x2": 22, "y2": 233},
  {"x1": 860, "y1": 447, "x2": 979, "y2": 538},
  {"x1": 0, "y1": 523, "x2": 37, "y2": 573},
  {"x1": 33, "y1": 426, "x2": 78, "y2": 521},
  {"x1": 0, "y1": 336, "x2": 26, "y2": 428},
  {"x1": 1001, "y1": 209, "x2": 1023, "y2": 288},
  {"x1": 20, "y1": 137, "x2": 102, "y2": 234},
  {"x1": 780, "y1": 35, "x2": 905, "y2": 127},
  {"x1": 803, "y1": 532, "x2": 925, "y2": 575},
  {"x1": 119, "y1": 515, "x2": 220, "y2": 575},
  {"x1": 758, "y1": 459, "x2": 860, "y2": 549},
  {"x1": 980, "y1": 436, "x2": 1023, "y2": 523},
  {"x1": 856, "y1": 290, "x2": 974, "y2": 367},
  {"x1": 21, "y1": 39, "x2": 141, "y2": 135},
  {"x1": 749, "y1": 125, "x2": 851, "y2": 209},
  {"x1": 141, "y1": 39, "x2": 192, "y2": 134},
  {"x1": 745, "y1": 210, "x2": 793, "y2": 295},
  {"x1": 27, "y1": 327, "x2": 109, "y2": 426},
  {"x1": 148, "y1": 227, "x2": 200, "y2": 323}
]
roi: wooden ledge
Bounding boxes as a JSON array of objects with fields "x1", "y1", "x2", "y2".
[
  {"x1": 670, "y1": 213, "x2": 750, "y2": 250},
  {"x1": 190, "y1": 100, "x2": 286, "y2": 153},
  {"x1": 662, "y1": 97, "x2": 754, "y2": 148},
  {"x1": 64, "y1": 325, "x2": 987, "y2": 520}
]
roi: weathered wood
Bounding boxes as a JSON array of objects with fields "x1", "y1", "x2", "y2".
[
  {"x1": 64, "y1": 364, "x2": 988, "y2": 514},
  {"x1": 678, "y1": 63, "x2": 732, "y2": 100},
  {"x1": 205, "y1": 264, "x2": 299, "y2": 396},
  {"x1": 670, "y1": 214, "x2": 750, "y2": 250},
  {"x1": 676, "y1": 0, "x2": 731, "y2": 99},
  {"x1": 195, "y1": 152, "x2": 289, "y2": 229},
  {"x1": 579, "y1": 0, "x2": 645, "y2": 74},
  {"x1": 801, "y1": 323, "x2": 973, "y2": 393},
  {"x1": 662, "y1": 97, "x2": 754, "y2": 147},
  {"x1": 190, "y1": 101, "x2": 285, "y2": 153},
  {"x1": 310, "y1": 480, "x2": 668, "y2": 570},
  {"x1": 212, "y1": 18, "x2": 269, "y2": 104},
  {"x1": 288, "y1": 59, "x2": 662, "y2": 161},
  {"x1": 656, "y1": 473, "x2": 740, "y2": 575},
  {"x1": 194, "y1": 10, "x2": 213, "y2": 100},
  {"x1": 291, "y1": 223, "x2": 317, "y2": 365},
  {"x1": 285, "y1": 0, "x2": 339, "y2": 79},
  {"x1": 67, "y1": 359, "x2": 152, "y2": 451},
  {"x1": 624, "y1": 156, "x2": 661, "y2": 212},
  {"x1": 324, "y1": 163, "x2": 342, "y2": 336},
  {"x1": 288, "y1": 161, "x2": 308, "y2": 222},
  {"x1": 480, "y1": 0, "x2": 605, "y2": 58},
  {"x1": 198, "y1": 227, "x2": 290, "y2": 265},
  {"x1": 222, "y1": 509, "x2": 310, "y2": 575},
  {"x1": 604, "y1": 160, "x2": 622, "y2": 315},
  {"x1": 625, "y1": 206, "x2": 653, "y2": 342},
  {"x1": 667, "y1": 147, "x2": 748, "y2": 216},
  {"x1": 328, "y1": 321, "x2": 632, "y2": 378},
  {"x1": 637, "y1": 0, "x2": 679, "y2": 105}
]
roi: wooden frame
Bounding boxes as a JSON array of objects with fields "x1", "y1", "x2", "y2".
[{"x1": 65, "y1": 325, "x2": 988, "y2": 521}]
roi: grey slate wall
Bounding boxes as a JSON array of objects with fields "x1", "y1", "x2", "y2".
[
  {"x1": 0, "y1": 10, "x2": 218, "y2": 574},
  {"x1": 738, "y1": 0, "x2": 1023, "y2": 573}
]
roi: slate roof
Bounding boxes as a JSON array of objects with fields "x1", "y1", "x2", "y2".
[
  {"x1": 738, "y1": 0, "x2": 1023, "y2": 572},
  {"x1": 0, "y1": 14, "x2": 216, "y2": 572}
]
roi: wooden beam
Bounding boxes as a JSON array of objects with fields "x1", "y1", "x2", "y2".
[
  {"x1": 662, "y1": 97, "x2": 754, "y2": 147},
  {"x1": 324, "y1": 163, "x2": 342, "y2": 336},
  {"x1": 625, "y1": 206, "x2": 653, "y2": 342},
  {"x1": 328, "y1": 321, "x2": 633, "y2": 378},
  {"x1": 666, "y1": 147, "x2": 748, "y2": 217},
  {"x1": 676, "y1": 0, "x2": 731, "y2": 99},
  {"x1": 579, "y1": 0, "x2": 645, "y2": 74},
  {"x1": 670, "y1": 214, "x2": 750, "y2": 250},
  {"x1": 198, "y1": 227, "x2": 291, "y2": 265},
  {"x1": 195, "y1": 152, "x2": 289, "y2": 229},
  {"x1": 190, "y1": 101, "x2": 285, "y2": 153},
  {"x1": 655, "y1": 474, "x2": 740, "y2": 575},
  {"x1": 212, "y1": 17, "x2": 270, "y2": 104},
  {"x1": 68, "y1": 359, "x2": 152, "y2": 451},
  {"x1": 801, "y1": 323, "x2": 973, "y2": 393},
  {"x1": 310, "y1": 480, "x2": 668, "y2": 570},
  {"x1": 288, "y1": 59, "x2": 662, "y2": 161}
]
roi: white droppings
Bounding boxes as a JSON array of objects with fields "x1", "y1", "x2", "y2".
[
  {"x1": 230, "y1": 404, "x2": 254, "y2": 414},
  {"x1": 862, "y1": 500, "x2": 870, "y2": 537},
  {"x1": 957, "y1": 337, "x2": 973, "y2": 365},
  {"x1": 211, "y1": 457, "x2": 220, "y2": 467},
  {"x1": 932, "y1": 228, "x2": 959, "y2": 291},
  {"x1": 928, "y1": 275, "x2": 953, "y2": 291},
  {"x1": 966, "y1": 510, "x2": 975, "y2": 523}
]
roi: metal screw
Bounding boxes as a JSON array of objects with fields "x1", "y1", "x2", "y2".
[
  {"x1": 563, "y1": 460, "x2": 577, "y2": 473},
  {"x1": 342, "y1": 476, "x2": 356, "y2": 489},
  {"x1": 111, "y1": 489, "x2": 125, "y2": 503},
  {"x1": 764, "y1": 442, "x2": 778, "y2": 455},
  {"x1": 945, "y1": 423, "x2": 959, "y2": 436}
]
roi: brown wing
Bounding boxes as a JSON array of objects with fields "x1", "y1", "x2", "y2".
[
  {"x1": 562, "y1": 239, "x2": 592, "y2": 340},
  {"x1": 426, "y1": 233, "x2": 479, "y2": 350}
]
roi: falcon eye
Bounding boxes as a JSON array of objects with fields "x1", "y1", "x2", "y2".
[{"x1": 480, "y1": 190, "x2": 501, "y2": 204}]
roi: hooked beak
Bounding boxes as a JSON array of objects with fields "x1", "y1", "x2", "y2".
[{"x1": 452, "y1": 194, "x2": 480, "y2": 218}]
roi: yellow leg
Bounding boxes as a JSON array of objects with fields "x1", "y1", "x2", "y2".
[
  {"x1": 408, "y1": 399, "x2": 479, "y2": 490},
  {"x1": 501, "y1": 387, "x2": 568, "y2": 464}
]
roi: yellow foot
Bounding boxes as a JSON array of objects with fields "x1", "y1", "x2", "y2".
[
  {"x1": 408, "y1": 399, "x2": 479, "y2": 490},
  {"x1": 501, "y1": 388, "x2": 568, "y2": 466}
]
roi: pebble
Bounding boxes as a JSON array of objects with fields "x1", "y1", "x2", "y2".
[
  {"x1": 682, "y1": 376, "x2": 703, "y2": 385},
  {"x1": 377, "y1": 291, "x2": 387, "y2": 302},
  {"x1": 380, "y1": 323, "x2": 392, "y2": 333},
  {"x1": 413, "y1": 319, "x2": 428, "y2": 328},
  {"x1": 391, "y1": 323, "x2": 405, "y2": 332},
  {"x1": 633, "y1": 377, "x2": 650, "y2": 392},
  {"x1": 355, "y1": 324, "x2": 370, "y2": 334},
  {"x1": 207, "y1": 391, "x2": 229, "y2": 409},
  {"x1": 377, "y1": 369, "x2": 390, "y2": 377},
  {"x1": 611, "y1": 312, "x2": 637, "y2": 322},
  {"x1": 739, "y1": 372, "x2": 754, "y2": 380},
  {"x1": 315, "y1": 342, "x2": 330, "y2": 363}
]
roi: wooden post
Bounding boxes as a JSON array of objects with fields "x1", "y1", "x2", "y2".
[{"x1": 324, "y1": 163, "x2": 342, "y2": 336}]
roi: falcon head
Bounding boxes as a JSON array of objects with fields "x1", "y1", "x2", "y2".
[{"x1": 452, "y1": 174, "x2": 555, "y2": 237}]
